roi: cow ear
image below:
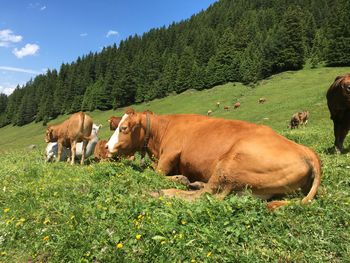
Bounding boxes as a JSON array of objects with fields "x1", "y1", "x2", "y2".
[{"x1": 125, "y1": 107, "x2": 136, "y2": 115}]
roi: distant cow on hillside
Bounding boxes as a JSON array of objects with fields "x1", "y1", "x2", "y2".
[
  {"x1": 289, "y1": 111, "x2": 309, "y2": 129},
  {"x1": 326, "y1": 73, "x2": 350, "y2": 153},
  {"x1": 45, "y1": 112, "x2": 93, "y2": 165},
  {"x1": 234, "y1": 102, "x2": 241, "y2": 109},
  {"x1": 224, "y1": 106, "x2": 230, "y2": 111},
  {"x1": 258, "y1": 97, "x2": 267, "y2": 104}
]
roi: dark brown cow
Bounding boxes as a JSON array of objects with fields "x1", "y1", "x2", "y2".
[
  {"x1": 289, "y1": 111, "x2": 309, "y2": 129},
  {"x1": 108, "y1": 116, "x2": 122, "y2": 131},
  {"x1": 258, "y1": 97, "x2": 267, "y2": 104},
  {"x1": 45, "y1": 112, "x2": 93, "y2": 165},
  {"x1": 234, "y1": 102, "x2": 241, "y2": 109},
  {"x1": 326, "y1": 74, "x2": 350, "y2": 153},
  {"x1": 224, "y1": 106, "x2": 230, "y2": 111},
  {"x1": 107, "y1": 109, "x2": 321, "y2": 210}
]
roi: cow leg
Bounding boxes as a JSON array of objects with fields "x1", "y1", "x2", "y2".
[
  {"x1": 70, "y1": 141, "x2": 77, "y2": 165},
  {"x1": 156, "y1": 151, "x2": 181, "y2": 175},
  {"x1": 80, "y1": 140, "x2": 87, "y2": 165},
  {"x1": 155, "y1": 185, "x2": 213, "y2": 201},
  {"x1": 57, "y1": 143, "x2": 63, "y2": 162},
  {"x1": 333, "y1": 121, "x2": 348, "y2": 153}
]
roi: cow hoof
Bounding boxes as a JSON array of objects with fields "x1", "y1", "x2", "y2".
[
  {"x1": 266, "y1": 200, "x2": 290, "y2": 211},
  {"x1": 335, "y1": 147, "x2": 343, "y2": 154},
  {"x1": 188, "y1": 181, "x2": 205, "y2": 190},
  {"x1": 150, "y1": 190, "x2": 163, "y2": 198},
  {"x1": 171, "y1": 175, "x2": 190, "y2": 186}
]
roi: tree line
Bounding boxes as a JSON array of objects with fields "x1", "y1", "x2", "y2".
[{"x1": 1, "y1": 0, "x2": 350, "y2": 127}]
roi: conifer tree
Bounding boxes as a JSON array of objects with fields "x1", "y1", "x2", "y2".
[
  {"x1": 175, "y1": 46, "x2": 195, "y2": 93},
  {"x1": 324, "y1": 0, "x2": 350, "y2": 66}
]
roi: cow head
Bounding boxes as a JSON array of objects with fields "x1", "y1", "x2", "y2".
[
  {"x1": 106, "y1": 108, "x2": 149, "y2": 156},
  {"x1": 341, "y1": 75, "x2": 350, "y2": 96},
  {"x1": 92, "y1": 124, "x2": 102, "y2": 136},
  {"x1": 45, "y1": 126, "x2": 56, "y2": 143}
]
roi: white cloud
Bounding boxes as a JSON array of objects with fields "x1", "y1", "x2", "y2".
[
  {"x1": 29, "y1": 3, "x2": 47, "y2": 11},
  {"x1": 80, "y1": 33, "x2": 88, "y2": 37},
  {"x1": 0, "y1": 66, "x2": 42, "y2": 74},
  {"x1": 106, "y1": 30, "x2": 119, "y2": 38},
  {"x1": 0, "y1": 29, "x2": 23, "y2": 47},
  {"x1": 0, "y1": 85, "x2": 16, "y2": 95},
  {"x1": 12, "y1": 43, "x2": 40, "y2": 58}
]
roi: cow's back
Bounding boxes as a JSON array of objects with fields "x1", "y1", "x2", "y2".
[
  {"x1": 157, "y1": 114, "x2": 308, "y2": 182},
  {"x1": 158, "y1": 115, "x2": 259, "y2": 181},
  {"x1": 66, "y1": 112, "x2": 93, "y2": 140}
]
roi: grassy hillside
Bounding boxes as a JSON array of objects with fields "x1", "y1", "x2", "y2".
[
  {"x1": 0, "y1": 66, "x2": 348, "y2": 152},
  {"x1": 0, "y1": 67, "x2": 350, "y2": 262}
]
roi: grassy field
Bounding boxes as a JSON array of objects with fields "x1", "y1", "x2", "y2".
[{"x1": 0, "y1": 67, "x2": 350, "y2": 262}]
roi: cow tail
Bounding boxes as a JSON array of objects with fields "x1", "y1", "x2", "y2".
[
  {"x1": 301, "y1": 152, "x2": 321, "y2": 205},
  {"x1": 79, "y1": 112, "x2": 90, "y2": 141}
]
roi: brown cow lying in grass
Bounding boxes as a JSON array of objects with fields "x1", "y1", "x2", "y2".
[
  {"x1": 326, "y1": 74, "x2": 350, "y2": 153},
  {"x1": 45, "y1": 112, "x2": 93, "y2": 165},
  {"x1": 107, "y1": 109, "x2": 321, "y2": 210}
]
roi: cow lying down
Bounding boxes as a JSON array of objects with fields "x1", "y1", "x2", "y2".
[
  {"x1": 45, "y1": 123, "x2": 102, "y2": 162},
  {"x1": 107, "y1": 109, "x2": 321, "y2": 210}
]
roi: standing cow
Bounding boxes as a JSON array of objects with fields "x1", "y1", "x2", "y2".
[
  {"x1": 289, "y1": 111, "x2": 309, "y2": 129},
  {"x1": 45, "y1": 112, "x2": 93, "y2": 165},
  {"x1": 326, "y1": 74, "x2": 350, "y2": 153},
  {"x1": 45, "y1": 124, "x2": 102, "y2": 162},
  {"x1": 107, "y1": 109, "x2": 321, "y2": 210}
]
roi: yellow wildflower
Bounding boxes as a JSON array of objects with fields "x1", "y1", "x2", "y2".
[
  {"x1": 3, "y1": 208, "x2": 10, "y2": 213},
  {"x1": 160, "y1": 241, "x2": 166, "y2": 245},
  {"x1": 181, "y1": 220, "x2": 187, "y2": 225},
  {"x1": 207, "y1": 252, "x2": 212, "y2": 257},
  {"x1": 191, "y1": 260, "x2": 196, "y2": 263},
  {"x1": 6, "y1": 217, "x2": 15, "y2": 225},
  {"x1": 43, "y1": 236, "x2": 49, "y2": 242},
  {"x1": 116, "y1": 243, "x2": 123, "y2": 249},
  {"x1": 137, "y1": 214, "x2": 144, "y2": 220},
  {"x1": 15, "y1": 218, "x2": 25, "y2": 227},
  {"x1": 1, "y1": 252, "x2": 7, "y2": 256},
  {"x1": 43, "y1": 218, "x2": 50, "y2": 225},
  {"x1": 136, "y1": 234, "x2": 142, "y2": 240}
]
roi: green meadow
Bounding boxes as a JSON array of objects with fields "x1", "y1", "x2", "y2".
[{"x1": 0, "y1": 67, "x2": 349, "y2": 262}]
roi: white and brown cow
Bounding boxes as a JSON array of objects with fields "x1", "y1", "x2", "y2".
[
  {"x1": 289, "y1": 111, "x2": 309, "y2": 129},
  {"x1": 45, "y1": 112, "x2": 93, "y2": 165},
  {"x1": 107, "y1": 109, "x2": 321, "y2": 210}
]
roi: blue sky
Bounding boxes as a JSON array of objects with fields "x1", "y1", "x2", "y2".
[{"x1": 0, "y1": 0, "x2": 217, "y2": 95}]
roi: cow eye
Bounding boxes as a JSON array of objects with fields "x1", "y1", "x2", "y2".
[{"x1": 119, "y1": 126, "x2": 128, "y2": 133}]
